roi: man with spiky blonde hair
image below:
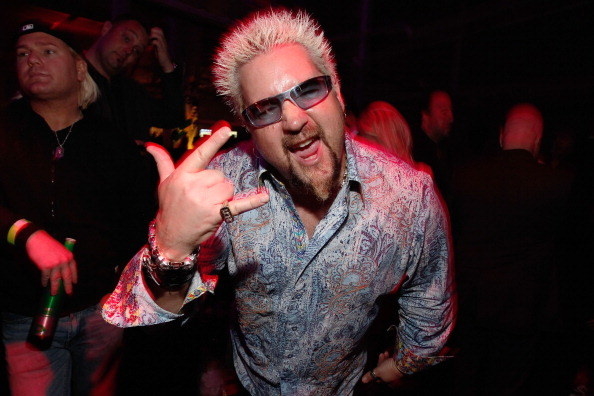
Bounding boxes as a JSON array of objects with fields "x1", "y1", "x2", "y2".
[
  {"x1": 212, "y1": 9, "x2": 340, "y2": 117},
  {"x1": 104, "y1": 8, "x2": 455, "y2": 395}
]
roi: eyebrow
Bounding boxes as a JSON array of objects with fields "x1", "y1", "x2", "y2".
[
  {"x1": 123, "y1": 28, "x2": 146, "y2": 50},
  {"x1": 123, "y1": 28, "x2": 139, "y2": 39},
  {"x1": 16, "y1": 41, "x2": 60, "y2": 50}
]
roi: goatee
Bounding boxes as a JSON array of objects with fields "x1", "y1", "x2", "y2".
[{"x1": 284, "y1": 132, "x2": 342, "y2": 203}]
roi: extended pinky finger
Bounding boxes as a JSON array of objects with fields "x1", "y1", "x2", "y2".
[{"x1": 228, "y1": 191, "x2": 270, "y2": 218}]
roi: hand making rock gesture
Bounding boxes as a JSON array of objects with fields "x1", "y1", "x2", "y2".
[{"x1": 145, "y1": 123, "x2": 270, "y2": 261}]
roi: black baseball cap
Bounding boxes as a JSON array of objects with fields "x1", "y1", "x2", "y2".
[{"x1": 14, "y1": 20, "x2": 82, "y2": 53}]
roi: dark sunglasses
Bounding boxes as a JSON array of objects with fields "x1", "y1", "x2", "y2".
[{"x1": 241, "y1": 75, "x2": 333, "y2": 128}]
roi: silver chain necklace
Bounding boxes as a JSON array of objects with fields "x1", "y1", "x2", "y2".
[{"x1": 52, "y1": 122, "x2": 76, "y2": 160}]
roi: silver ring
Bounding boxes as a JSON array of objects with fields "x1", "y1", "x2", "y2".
[
  {"x1": 220, "y1": 202, "x2": 234, "y2": 223},
  {"x1": 370, "y1": 369, "x2": 381, "y2": 382}
]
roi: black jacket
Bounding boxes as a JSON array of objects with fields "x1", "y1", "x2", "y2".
[{"x1": 450, "y1": 149, "x2": 573, "y2": 334}]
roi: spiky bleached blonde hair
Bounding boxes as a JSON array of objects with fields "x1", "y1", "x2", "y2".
[{"x1": 212, "y1": 8, "x2": 341, "y2": 118}]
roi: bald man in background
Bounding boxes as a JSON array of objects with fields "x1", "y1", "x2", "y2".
[
  {"x1": 84, "y1": 15, "x2": 184, "y2": 144},
  {"x1": 449, "y1": 103, "x2": 574, "y2": 395}
]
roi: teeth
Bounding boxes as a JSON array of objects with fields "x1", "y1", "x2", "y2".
[{"x1": 297, "y1": 138, "x2": 314, "y2": 149}]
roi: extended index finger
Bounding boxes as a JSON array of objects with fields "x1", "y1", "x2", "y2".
[{"x1": 176, "y1": 122, "x2": 232, "y2": 172}]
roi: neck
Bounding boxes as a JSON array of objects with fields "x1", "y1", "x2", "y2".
[
  {"x1": 30, "y1": 97, "x2": 82, "y2": 131},
  {"x1": 290, "y1": 190, "x2": 333, "y2": 238},
  {"x1": 423, "y1": 128, "x2": 442, "y2": 144},
  {"x1": 83, "y1": 48, "x2": 110, "y2": 80},
  {"x1": 286, "y1": 166, "x2": 347, "y2": 237}
]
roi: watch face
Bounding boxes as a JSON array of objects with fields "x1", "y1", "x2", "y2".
[
  {"x1": 156, "y1": 265, "x2": 195, "y2": 289},
  {"x1": 143, "y1": 252, "x2": 196, "y2": 289}
]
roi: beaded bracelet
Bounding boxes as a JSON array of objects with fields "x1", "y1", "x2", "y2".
[{"x1": 142, "y1": 221, "x2": 199, "y2": 289}]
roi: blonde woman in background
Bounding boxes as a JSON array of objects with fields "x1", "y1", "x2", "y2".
[{"x1": 357, "y1": 100, "x2": 432, "y2": 175}]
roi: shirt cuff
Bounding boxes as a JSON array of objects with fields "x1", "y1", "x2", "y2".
[
  {"x1": 394, "y1": 348, "x2": 453, "y2": 375},
  {"x1": 102, "y1": 246, "x2": 217, "y2": 327}
]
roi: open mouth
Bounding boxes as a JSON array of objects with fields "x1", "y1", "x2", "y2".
[{"x1": 288, "y1": 137, "x2": 321, "y2": 164}]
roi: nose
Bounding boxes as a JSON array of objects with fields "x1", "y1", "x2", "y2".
[
  {"x1": 281, "y1": 100, "x2": 308, "y2": 133},
  {"x1": 27, "y1": 53, "x2": 41, "y2": 67}
]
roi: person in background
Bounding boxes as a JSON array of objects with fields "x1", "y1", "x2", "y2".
[
  {"x1": 412, "y1": 89, "x2": 455, "y2": 196},
  {"x1": 103, "y1": 8, "x2": 455, "y2": 395},
  {"x1": 84, "y1": 14, "x2": 185, "y2": 144},
  {"x1": 357, "y1": 101, "x2": 414, "y2": 162},
  {"x1": 357, "y1": 100, "x2": 432, "y2": 176},
  {"x1": 0, "y1": 21, "x2": 153, "y2": 395},
  {"x1": 450, "y1": 103, "x2": 574, "y2": 395}
]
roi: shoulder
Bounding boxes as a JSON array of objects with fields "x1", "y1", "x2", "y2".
[
  {"x1": 351, "y1": 139, "x2": 435, "y2": 203},
  {"x1": 353, "y1": 139, "x2": 433, "y2": 186},
  {"x1": 0, "y1": 99, "x2": 35, "y2": 140}
]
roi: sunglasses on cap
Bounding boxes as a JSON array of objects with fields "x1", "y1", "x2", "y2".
[{"x1": 242, "y1": 75, "x2": 333, "y2": 128}]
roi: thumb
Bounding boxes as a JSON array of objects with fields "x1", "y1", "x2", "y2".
[{"x1": 145, "y1": 142, "x2": 175, "y2": 183}]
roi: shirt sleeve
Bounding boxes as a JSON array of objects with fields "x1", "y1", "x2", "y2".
[
  {"x1": 394, "y1": 181, "x2": 457, "y2": 374},
  {"x1": 101, "y1": 246, "x2": 218, "y2": 327}
]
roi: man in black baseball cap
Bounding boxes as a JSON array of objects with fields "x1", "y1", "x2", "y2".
[
  {"x1": 14, "y1": 19, "x2": 96, "y2": 109},
  {"x1": 1, "y1": 17, "x2": 154, "y2": 395}
]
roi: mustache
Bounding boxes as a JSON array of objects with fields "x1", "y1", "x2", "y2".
[{"x1": 281, "y1": 128, "x2": 322, "y2": 151}]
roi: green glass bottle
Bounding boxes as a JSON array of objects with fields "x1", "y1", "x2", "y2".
[{"x1": 30, "y1": 238, "x2": 75, "y2": 346}]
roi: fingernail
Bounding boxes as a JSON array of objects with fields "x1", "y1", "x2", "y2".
[
  {"x1": 211, "y1": 120, "x2": 231, "y2": 134},
  {"x1": 257, "y1": 186, "x2": 269, "y2": 195}
]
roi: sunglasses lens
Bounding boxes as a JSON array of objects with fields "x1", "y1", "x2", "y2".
[
  {"x1": 244, "y1": 98, "x2": 282, "y2": 127},
  {"x1": 292, "y1": 77, "x2": 331, "y2": 109}
]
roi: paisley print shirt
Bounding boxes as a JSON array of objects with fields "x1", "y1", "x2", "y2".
[{"x1": 103, "y1": 135, "x2": 455, "y2": 395}]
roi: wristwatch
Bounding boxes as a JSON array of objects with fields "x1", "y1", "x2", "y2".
[{"x1": 142, "y1": 221, "x2": 199, "y2": 289}]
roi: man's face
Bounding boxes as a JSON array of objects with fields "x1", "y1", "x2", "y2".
[
  {"x1": 239, "y1": 43, "x2": 346, "y2": 202},
  {"x1": 95, "y1": 20, "x2": 148, "y2": 76},
  {"x1": 422, "y1": 91, "x2": 454, "y2": 141},
  {"x1": 16, "y1": 32, "x2": 85, "y2": 101}
]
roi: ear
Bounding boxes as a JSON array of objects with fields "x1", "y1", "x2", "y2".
[
  {"x1": 332, "y1": 87, "x2": 346, "y2": 114},
  {"x1": 75, "y1": 58, "x2": 88, "y2": 82},
  {"x1": 533, "y1": 135, "x2": 542, "y2": 154},
  {"x1": 421, "y1": 111, "x2": 429, "y2": 131},
  {"x1": 100, "y1": 21, "x2": 113, "y2": 36},
  {"x1": 337, "y1": 90, "x2": 346, "y2": 114}
]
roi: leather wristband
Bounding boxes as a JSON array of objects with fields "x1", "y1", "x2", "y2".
[{"x1": 143, "y1": 221, "x2": 199, "y2": 289}]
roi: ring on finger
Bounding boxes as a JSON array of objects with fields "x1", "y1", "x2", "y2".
[
  {"x1": 370, "y1": 369, "x2": 382, "y2": 382},
  {"x1": 220, "y1": 201, "x2": 234, "y2": 223}
]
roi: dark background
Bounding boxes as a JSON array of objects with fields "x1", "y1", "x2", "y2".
[{"x1": 1, "y1": 0, "x2": 593, "y2": 153}]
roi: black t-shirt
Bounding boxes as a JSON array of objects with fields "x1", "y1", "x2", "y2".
[{"x1": 0, "y1": 99, "x2": 158, "y2": 315}]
